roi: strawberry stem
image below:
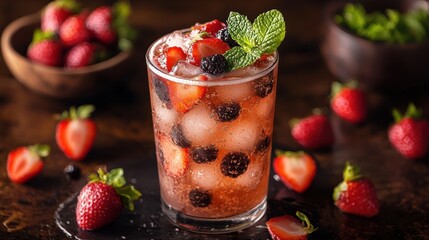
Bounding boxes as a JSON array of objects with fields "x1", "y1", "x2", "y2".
[
  {"x1": 343, "y1": 161, "x2": 362, "y2": 182},
  {"x1": 296, "y1": 211, "x2": 317, "y2": 234}
]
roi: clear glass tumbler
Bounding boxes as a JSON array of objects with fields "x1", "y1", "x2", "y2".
[{"x1": 146, "y1": 31, "x2": 278, "y2": 234}]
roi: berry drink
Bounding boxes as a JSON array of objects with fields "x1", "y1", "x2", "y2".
[{"x1": 146, "y1": 10, "x2": 285, "y2": 233}]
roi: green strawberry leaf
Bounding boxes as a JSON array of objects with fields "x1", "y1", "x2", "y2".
[
  {"x1": 88, "y1": 168, "x2": 142, "y2": 211},
  {"x1": 55, "y1": 0, "x2": 80, "y2": 13},
  {"x1": 116, "y1": 185, "x2": 142, "y2": 211},
  {"x1": 31, "y1": 29, "x2": 56, "y2": 45},
  {"x1": 57, "y1": 105, "x2": 95, "y2": 120},
  {"x1": 392, "y1": 102, "x2": 422, "y2": 123},
  {"x1": 28, "y1": 144, "x2": 51, "y2": 158},
  {"x1": 113, "y1": 1, "x2": 137, "y2": 51}
]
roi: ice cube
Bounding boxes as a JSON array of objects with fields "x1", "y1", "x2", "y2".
[
  {"x1": 255, "y1": 94, "x2": 275, "y2": 119},
  {"x1": 180, "y1": 103, "x2": 218, "y2": 146},
  {"x1": 220, "y1": 111, "x2": 263, "y2": 152},
  {"x1": 224, "y1": 65, "x2": 260, "y2": 78},
  {"x1": 190, "y1": 162, "x2": 221, "y2": 190},
  {"x1": 152, "y1": 93, "x2": 178, "y2": 134},
  {"x1": 172, "y1": 61, "x2": 203, "y2": 78},
  {"x1": 215, "y1": 81, "x2": 253, "y2": 103},
  {"x1": 234, "y1": 159, "x2": 263, "y2": 189},
  {"x1": 165, "y1": 31, "x2": 192, "y2": 52}
]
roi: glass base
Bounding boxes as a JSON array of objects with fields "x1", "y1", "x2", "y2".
[{"x1": 161, "y1": 198, "x2": 266, "y2": 234}]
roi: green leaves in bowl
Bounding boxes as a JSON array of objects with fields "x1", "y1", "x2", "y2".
[{"x1": 335, "y1": 3, "x2": 429, "y2": 44}]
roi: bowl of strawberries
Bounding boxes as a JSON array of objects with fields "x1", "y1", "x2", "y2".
[{"x1": 1, "y1": 0, "x2": 135, "y2": 99}]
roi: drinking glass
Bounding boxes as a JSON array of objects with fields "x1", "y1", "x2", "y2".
[{"x1": 146, "y1": 31, "x2": 279, "y2": 234}]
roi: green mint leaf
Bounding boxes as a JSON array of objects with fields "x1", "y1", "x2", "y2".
[
  {"x1": 224, "y1": 46, "x2": 260, "y2": 71},
  {"x1": 226, "y1": 12, "x2": 258, "y2": 52},
  {"x1": 253, "y1": 9, "x2": 286, "y2": 54},
  {"x1": 224, "y1": 9, "x2": 285, "y2": 70}
]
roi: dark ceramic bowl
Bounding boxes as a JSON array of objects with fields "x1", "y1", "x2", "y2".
[
  {"x1": 321, "y1": 0, "x2": 429, "y2": 92},
  {"x1": 1, "y1": 14, "x2": 132, "y2": 100}
]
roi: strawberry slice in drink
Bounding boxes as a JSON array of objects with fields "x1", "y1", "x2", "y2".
[
  {"x1": 157, "y1": 134, "x2": 189, "y2": 177},
  {"x1": 165, "y1": 46, "x2": 187, "y2": 72},
  {"x1": 192, "y1": 19, "x2": 226, "y2": 37},
  {"x1": 190, "y1": 38, "x2": 230, "y2": 66},
  {"x1": 168, "y1": 75, "x2": 208, "y2": 113}
]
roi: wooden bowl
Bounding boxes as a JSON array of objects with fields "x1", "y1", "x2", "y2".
[
  {"x1": 321, "y1": 0, "x2": 429, "y2": 92},
  {"x1": 1, "y1": 13, "x2": 131, "y2": 100}
]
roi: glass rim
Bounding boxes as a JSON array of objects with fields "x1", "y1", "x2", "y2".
[{"x1": 145, "y1": 29, "x2": 279, "y2": 87}]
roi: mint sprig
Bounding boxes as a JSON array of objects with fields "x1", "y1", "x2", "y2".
[{"x1": 224, "y1": 9, "x2": 286, "y2": 70}]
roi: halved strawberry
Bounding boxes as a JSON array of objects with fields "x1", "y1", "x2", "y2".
[
  {"x1": 55, "y1": 105, "x2": 96, "y2": 161},
  {"x1": 7, "y1": 145, "x2": 50, "y2": 184},
  {"x1": 192, "y1": 19, "x2": 226, "y2": 37},
  {"x1": 273, "y1": 151, "x2": 317, "y2": 193},
  {"x1": 168, "y1": 75, "x2": 208, "y2": 113},
  {"x1": 266, "y1": 211, "x2": 317, "y2": 240},
  {"x1": 157, "y1": 134, "x2": 189, "y2": 177},
  {"x1": 190, "y1": 38, "x2": 230, "y2": 66},
  {"x1": 165, "y1": 46, "x2": 187, "y2": 72}
]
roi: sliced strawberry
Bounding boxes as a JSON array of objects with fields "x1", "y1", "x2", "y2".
[
  {"x1": 157, "y1": 134, "x2": 189, "y2": 177},
  {"x1": 7, "y1": 145, "x2": 50, "y2": 183},
  {"x1": 273, "y1": 151, "x2": 317, "y2": 193},
  {"x1": 190, "y1": 38, "x2": 230, "y2": 66},
  {"x1": 55, "y1": 105, "x2": 96, "y2": 161},
  {"x1": 165, "y1": 46, "x2": 187, "y2": 72},
  {"x1": 168, "y1": 75, "x2": 207, "y2": 113},
  {"x1": 192, "y1": 19, "x2": 226, "y2": 36},
  {"x1": 266, "y1": 211, "x2": 317, "y2": 240}
]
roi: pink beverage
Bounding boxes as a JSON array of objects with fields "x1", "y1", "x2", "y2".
[{"x1": 146, "y1": 10, "x2": 285, "y2": 233}]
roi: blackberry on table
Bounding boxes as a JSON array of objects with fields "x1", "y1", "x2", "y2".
[
  {"x1": 253, "y1": 73, "x2": 274, "y2": 98},
  {"x1": 63, "y1": 164, "x2": 81, "y2": 180},
  {"x1": 221, "y1": 152, "x2": 250, "y2": 178},
  {"x1": 216, "y1": 28, "x2": 238, "y2": 48},
  {"x1": 215, "y1": 102, "x2": 241, "y2": 122},
  {"x1": 171, "y1": 124, "x2": 191, "y2": 148},
  {"x1": 189, "y1": 189, "x2": 212, "y2": 207},
  {"x1": 200, "y1": 54, "x2": 229, "y2": 75},
  {"x1": 255, "y1": 135, "x2": 270, "y2": 153},
  {"x1": 191, "y1": 145, "x2": 219, "y2": 163},
  {"x1": 153, "y1": 77, "x2": 171, "y2": 107}
]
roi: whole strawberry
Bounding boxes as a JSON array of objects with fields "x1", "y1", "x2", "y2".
[
  {"x1": 7, "y1": 144, "x2": 50, "y2": 184},
  {"x1": 330, "y1": 81, "x2": 367, "y2": 124},
  {"x1": 41, "y1": 0, "x2": 80, "y2": 33},
  {"x1": 76, "y1": 168, "x2": 141, "y2": 230},
  {"x1": 55, "y1": 105, "x2": 96, "y2": 161},
  {"x1": 86, "y1": 6, "x2": 117, "y2": 45},
  {"x1": 27, "y1": 29, "x2": 62, "y2": 66},
  {"x1": 64, "y1": 42, "x2": 96, "y2": 68},
  {"x1": 333, "y1": 162, "x2": 380, "y2": 217},
  {"x1": 59, "y1": 13, "x2": 92, "y2": 47},
  {"x1": 388, "y1": 103, "x2": 429, "y2": 159},
  {"x1": 290, "y1": 110, "x2": 334, "y2": 150}
]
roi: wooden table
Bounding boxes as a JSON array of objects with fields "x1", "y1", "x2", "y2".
[{"x1": 1, "y1": 0, "x2": 428, "y2": 239}]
